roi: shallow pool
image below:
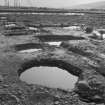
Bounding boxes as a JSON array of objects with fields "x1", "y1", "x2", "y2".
[
  {"x1": 20, "y1": 66, "x2": 78, "y2": 90},
  {"x1": 45, "y1": 41, "x2": 62, "y2": 46},
  {"x1": 19, "y1": 48, "x2": 41, "y2": 53}
]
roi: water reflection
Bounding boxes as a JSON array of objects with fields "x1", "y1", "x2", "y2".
[
  {"x1": 20, "y1": 67, "x2": 78, "y2": 90},
  {"x1": 0, "y1": 12, "x2": 84, "y2": 16},
  {"x1": 19, "y1": 48, "x2": 41, "y2": 53},
  {"x1": 45, "y1": 41, "x2": 62, "y2": 46}
]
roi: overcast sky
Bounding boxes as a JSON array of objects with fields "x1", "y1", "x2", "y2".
[{"x1": 1, "y1": 0, "x2": 105, "y2": 8}]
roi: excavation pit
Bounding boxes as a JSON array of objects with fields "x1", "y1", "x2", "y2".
[
  {"x1": 20, "y1": 66, "x2": 78, "y2": 90},
  {"x1": 45, "y1": 41, "x2": 62, "y2": 46},
  {"x1": 18, "y1": 48, "x2": 42, "y2": 53}
]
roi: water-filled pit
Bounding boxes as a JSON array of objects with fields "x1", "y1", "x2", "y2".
[
  {"x1": 20, "y1": 66, "x2": 78, "y2": 90},
  {"x1": 45, "y1": 41, "x2": 62, "y2": 46},
  {"x1": 19, "y1": 48, "x2": 42, "y2": 53}
]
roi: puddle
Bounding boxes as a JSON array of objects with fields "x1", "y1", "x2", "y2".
[
  {"x1": 103, "y1": 34, "x2": 105, "y2": 39},
  {"x1": 45, "y1": 42, "x2": 62, "y2": 46},
  {"x1": 19, "y1": 48, "x2": 41, "y2": 53},
  {"x1": 0, "y1": 12, "x2": 84, "y2": 16},
  {"x1": 63, "y1": 26, "x2": 81, "y2": 30},
  {"x1": 20, "y1": 66, "x2": 78, "y2": 90}
]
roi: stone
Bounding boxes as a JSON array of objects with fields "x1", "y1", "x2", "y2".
[{"x1": 54, "y1": 101, "x2": 60, "y2": 105}]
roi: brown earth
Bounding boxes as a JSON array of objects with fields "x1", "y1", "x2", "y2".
[{"x1": 0, "y1": 27, "x2": 105, "y2": 105}]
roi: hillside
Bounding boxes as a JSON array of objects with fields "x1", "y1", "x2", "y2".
[{"x1": 70, "y1": 1, "x2": 105, "y2": 9}]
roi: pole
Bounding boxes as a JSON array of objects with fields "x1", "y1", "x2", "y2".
[
  {"x1": 7, "y1": 0, "x2": 9, "y2": 7},
  {"x1": 5, "y1": 0, "x2": 8, "y2": 6}
]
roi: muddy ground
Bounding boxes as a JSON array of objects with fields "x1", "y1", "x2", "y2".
[{"x1": 0, "y1": 10, "x2": 105, "y2": 105}]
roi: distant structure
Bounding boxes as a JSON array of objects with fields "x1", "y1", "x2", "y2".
[
  {"x1": 4, "y1": 0, "x2": 22, "y2": 7},
  {"x1": 5, "y1": 0, "x2": 9, "y2": 7},
  {"x1": 4, "y1": 0, "x2": 33, "y2": 7},
  {"x1": 4, "y1": 0, "x2": 34, "y2": 7}
]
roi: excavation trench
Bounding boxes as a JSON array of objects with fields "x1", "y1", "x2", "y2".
[
  {"x1": 18, "y1": 59, "x2": 81, "y2": 90},
  {"x1": 36, "y1": 35, "x2": 85, "y2": 42},
  {"x1": 17, "y1": 48, "x2": 105, "y2": 103},
  {"x1": 14, "y1": 43, "x2": 44, "y2": 51}
]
